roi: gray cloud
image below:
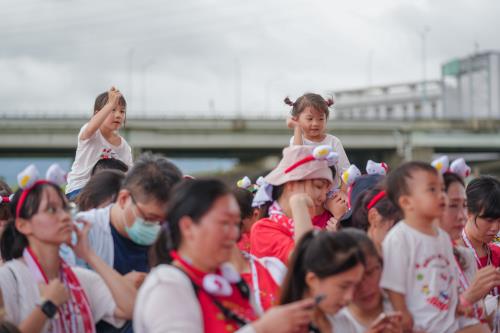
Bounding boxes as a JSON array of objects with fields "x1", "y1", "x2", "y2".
[{"x1": 1, "y1": 0, "x2": 499, "y2": 117}]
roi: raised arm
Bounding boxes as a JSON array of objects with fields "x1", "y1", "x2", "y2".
[
  {"x1": 289, "y1": 193, "x2": 314, "y2": 243},
  {"x1": 72, "y1": 220, "x2": 136, "y2": 319},
  {"x1": 80, "y1": 87, "x2": 122, "y2": 140}
]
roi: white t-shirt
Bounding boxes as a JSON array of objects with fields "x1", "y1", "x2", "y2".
[
  {"x1": 59, "y1": 205, "x2": 115, "y2": 269},
  {"x1": 134, "y1": 264, "x2": 255, "y2": 333},
  {"x1": 329, "y1": 293, "x2": 393, "y2": 333},
  {"x1": 290, "y1": 134, "x2": 350, "y2": 188},
  {"x1": 380, "y1": 222, "x2": 459, "y2": 333},
  {"x1": 66, "y1": 123, "x2": 133, "y2": 194},
  {"x1": 0, "y1": 259, "x2": 124, "y2": 332}
]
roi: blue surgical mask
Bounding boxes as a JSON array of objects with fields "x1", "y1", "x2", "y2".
[{"x1": 125, "y1": 216, "x2": 161, "y2": 246}]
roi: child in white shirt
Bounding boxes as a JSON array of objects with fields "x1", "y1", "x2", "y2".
[
  {"x1": 381, "y1": 161, "x2": 459, "y2": 333},
  {"x1": 285, "y1": 93, "x2": 350, "y2": 180},
  {"x1": 66, "y1": 87, "x2": 133, "y2": 200}
]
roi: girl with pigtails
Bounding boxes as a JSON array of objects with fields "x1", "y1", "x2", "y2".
[
  {"x1": 0, "y1": 164, "x2": 135, "y2": 333},
  {"x1": 285, "y1": 93, "x2": 350, "y2": 188}
]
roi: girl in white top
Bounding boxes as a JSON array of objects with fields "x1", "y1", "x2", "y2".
[
  {"x1": 286, "y1": 93, "x2": 350, "y2": 188},
  {"x1": 66, "y1": 87, "x2": 133, "y2": 199},
  {"x1": 330, "y1": 229, "x2": 402, "y2": 333},
  {"x1": 0, "y1": 174, "x2": 136, "y2": 333},
  {"x1": 278, "y1": 229, "x2": 366, "y2": 332},
  {"x1": 134, "y1": 179, "x2": 317, "y2": 333}
]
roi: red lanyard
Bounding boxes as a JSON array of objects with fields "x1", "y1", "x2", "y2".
[{"x1": 23, "y1": 248, "x2": 95, "y2": 333}]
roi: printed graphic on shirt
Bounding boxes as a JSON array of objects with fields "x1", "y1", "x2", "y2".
[
  {"x1": 415, "y1": 254, "x2": 454, "y2": 311},
  {"x1": 99, "y1": 148, "x2": 119, "y2": 160}
]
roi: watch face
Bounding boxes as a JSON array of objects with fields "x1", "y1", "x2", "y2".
[{"x1": 42, "y1": 300, "x2": 58, "y2": 318}]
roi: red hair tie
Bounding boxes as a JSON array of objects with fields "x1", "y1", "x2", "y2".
[
  {"x1": 366, "y1": 191, "x2": 386, "y2": 210},
  {"x1": 0, "y1": 195, "x2": 13, "y2": 204}
]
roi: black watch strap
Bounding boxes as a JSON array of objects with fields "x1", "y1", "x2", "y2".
[{"x1": 40, "y1": 300, "x2": 58, "y2": 319}]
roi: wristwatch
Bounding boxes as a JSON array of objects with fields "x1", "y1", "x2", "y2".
[{"x1": 37, "y1": 298, "x2": 58, "y2": 318}]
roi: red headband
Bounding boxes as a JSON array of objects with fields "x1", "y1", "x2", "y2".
[
  {"x1": 16, "y1": 180, "x2": 50, "y2": 218},
  {"x1": 366, "y1": 191, "x2": 386, "y2": 210},
  {"x1": 285, "y1": 156, "x2": 315, "y2": 173}
]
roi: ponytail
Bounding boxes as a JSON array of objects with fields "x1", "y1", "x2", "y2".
[
  {"x1": 150, "y1": 179, "x2": 231, "y2": 267},
  {"x1": 280, "y1": 230, "x2": 317, "y2": 304},
  {"x1": 280, "y1": 230, "x2": 364, "y2": 305},
  {"x1": 0, "y1": 219, "x2": 28, "y2": 261}
]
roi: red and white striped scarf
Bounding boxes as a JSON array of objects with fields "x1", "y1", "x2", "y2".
[{"x1": 23, "y1": 247, "x2": 95, "y2": 333}]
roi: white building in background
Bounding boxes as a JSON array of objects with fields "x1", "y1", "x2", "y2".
[
  {"x1": 330, "y1": 51, "x2": 500, "y2": 120},
  {"x1": 442, "y1": 51, "x2": 500, "y2": 119}
]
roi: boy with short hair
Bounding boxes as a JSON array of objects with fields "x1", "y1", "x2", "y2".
[{"x1": 381, "y1": 161, "x2": 459, "y2": 333}]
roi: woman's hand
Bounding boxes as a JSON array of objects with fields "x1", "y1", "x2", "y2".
[
  {"x1": 71, "y1": 219, "x2": 95, "y2": 263},
  {"x1": 289, "y1": 193, "x2": 314, "y2": 219},
  {"x1": 39, "y1": 279, "x2": 70, "y2": 307},
  {"x1": 463, "y1": 265, "x2": 500, "y2": 304},
  {"x1": 252, "y1": 298, "x2": 315, "y2": 333},
  {"x1": 124, "y1": 271, "x2": 147, "y2": 289}
]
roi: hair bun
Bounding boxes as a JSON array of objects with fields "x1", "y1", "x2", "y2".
[{"x1": 284, "y1": 97, "x2": 295, "y2": 107}]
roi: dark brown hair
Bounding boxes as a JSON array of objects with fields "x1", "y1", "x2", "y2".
[
  {"x1": 91, "y1": 158, "x2": 129, "y2": 176},
  {"x1": 443, "y1": 172, "x2": 465, "y2": 191},
  {"x1": 0, "y1": 180, "x2": 13, "y2": 221},
  {"x1": 76, "y1": 170, "x2": 125, "y2": 211},
  {"x1": 280, "y1": 230, "x2": 364, "y2": 305},
  {"x1": 150, "y1": 179, "x2": 231, "y2": 267},
  {"x1": 123, "y1": 152, "x2": 182, "y2": 204},
  {"x1": 94, "y1": 91, "x2": 127, "y2": 114},
  {"x1": 386, "y1": 161, "x2": 437, "y2": 211},
  {"x1": 232, "y1": 188, "x2": 254, "y2": 220},
  {"x1": 466, "y1": 175, "x2": 500, "y2": 219},
  {"x1": 352, "y1": 184, "x2": 402, "y2": 232},
  {"x1": 284, "y1": 93, "x2": 334, "y2": 118}
]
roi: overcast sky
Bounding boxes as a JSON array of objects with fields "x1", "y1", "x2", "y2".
[{"x1": 1, "y1": 0, "x2": 499, "y2": 118}]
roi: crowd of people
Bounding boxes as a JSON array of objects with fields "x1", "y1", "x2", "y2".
[{"x1": 0, "y1": 87, "x2": 500, "y2": 333}]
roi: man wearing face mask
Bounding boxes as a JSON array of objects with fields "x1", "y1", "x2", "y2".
[{"x1": 74, "y1": 152, "x2": 182, "y2": 274}]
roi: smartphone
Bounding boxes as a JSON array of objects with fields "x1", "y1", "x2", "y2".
[{"x1": 371, "y1": 313, "x2": 389, "y2": 326}]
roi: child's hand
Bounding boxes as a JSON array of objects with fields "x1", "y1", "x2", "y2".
[
  {"x1": 325, "y1": 217, "x2": 339, "y2": 232},
  {"x1": 107, "y1": 86, "x2": 122, "y2": 107},
  {"x1": 286, "y1": 116, "x2": 299, "y2": 129},
  {"x1": 400, "y1": 310, "x2": 413, "y2": 333},
  {"x1": 124, "y1": 271, "x2": 147, "y2": 289},
  {"x1": 325, "y1": 192, "x2": 348, "y2": 220}
]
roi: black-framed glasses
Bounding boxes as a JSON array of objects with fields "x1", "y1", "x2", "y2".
[{"x1": 129, "y1": 193, "x2": 162, "y2": 224}]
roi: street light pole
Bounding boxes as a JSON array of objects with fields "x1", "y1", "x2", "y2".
[{"x1": 419, "y1": 26, "x2": 430, "y2": 115}]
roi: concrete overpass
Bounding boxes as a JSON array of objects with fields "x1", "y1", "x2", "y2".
[{"x1": 1, "y1": 115, "x2": 500, "y2": 171}]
